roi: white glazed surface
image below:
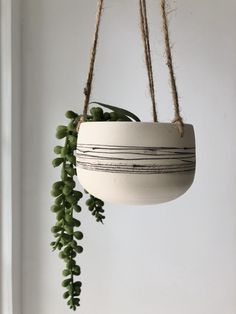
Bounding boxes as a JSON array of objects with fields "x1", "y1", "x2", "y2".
[{"x1": 76, "y1": 122, "x2": 195, "y2": 204}]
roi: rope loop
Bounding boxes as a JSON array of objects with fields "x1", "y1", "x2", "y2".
[
  {"x1": 139, "y1": 0, "x2": 158, "y2": 122},
  {"x1": 172, "y1": 116, "x2": 184, "y2": 137},
  {"x1": 160, "y1": 0, "x2": 184, "y2": 136},
  {"x1": 77, "y1": 0, "x2": 185, "y2": 137},
  {"x1": 76, "y1": 0, "x2": 104, "y2": 130}
]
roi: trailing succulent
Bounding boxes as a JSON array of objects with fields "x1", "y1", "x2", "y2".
[{"x1": 51, "y1": 103, "x2": 140, "y2": 311}]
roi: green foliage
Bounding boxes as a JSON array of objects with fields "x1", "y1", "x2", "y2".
[
  {"x1": 51, "y1": 104, "x2": 140, "y2": 311},
  {"x1": 90, "y1": 101, "x2": 141, "y2": 122}
]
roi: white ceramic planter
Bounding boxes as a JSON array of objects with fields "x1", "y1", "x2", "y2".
[{"x1": 76, "y1": 122, "x2": 196, "y2": 205}]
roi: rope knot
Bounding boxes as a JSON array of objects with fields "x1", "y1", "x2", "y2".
[
  {"x1": 76, "y1": 116, "x2": 85, "y2": 132},
  {"x1": 172, "y1": 116, "x2": 184, "y2": 137}
]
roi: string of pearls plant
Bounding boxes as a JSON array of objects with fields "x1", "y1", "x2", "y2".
[{"x1": 51, "y1": 104, "x2": 140, "y2": 311}]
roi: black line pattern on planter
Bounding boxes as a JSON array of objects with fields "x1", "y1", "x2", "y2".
[{"x1": 76, "y1": 144, "x2": 195, "y2": 174}]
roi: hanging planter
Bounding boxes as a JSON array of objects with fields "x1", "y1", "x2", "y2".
[
  {"x1": 77, "y1": 121, "x2": 195, "y2": 204},
  {"x1": 51, "y1": 1, "x2": 196, "y2": 310},
  {"x1": 75, "y1": 0, "x2": 196, "y2": 205}
]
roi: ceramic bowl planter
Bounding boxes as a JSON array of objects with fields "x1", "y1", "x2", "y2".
[{"x1": 76, "y1": 122, "x2": 196, "y2": 205}]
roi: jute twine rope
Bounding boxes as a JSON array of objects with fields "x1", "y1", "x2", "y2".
[
  {"x1": 160, "y1": 0, "x2": 184, "y2": 136},
  {"x1": 139, "y1": 0, "x2": 158, "y2": 122},
  {"x1": 77, "y1": 0, "x2": 184, "y2": 137},
  {"x1": 77, "y1": 0, "x2": 104, "y2": 131}
]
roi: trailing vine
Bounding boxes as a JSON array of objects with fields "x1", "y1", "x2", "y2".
[{"x1": 51, "y1": 104, "x2": 140, "y2": 311}]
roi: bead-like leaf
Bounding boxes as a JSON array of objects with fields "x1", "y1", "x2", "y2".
[
  {"x1": 56, "y1": 125, "x2": 67, "y2": 139},
  {"x1": 62, "y1": 278, "x2": 72, "y2": 287},
  {"x1": 65, "y1": 111, "x2": 78, "y2": 119},
  {"x1": 63, "y1": 291, "x2": 70, "y2": 299},
  {"x1": 74, "y1": 231, "x2": 83, "y2": 240},
  {"x1": 54, "y1": 146, "x2": 63, "y2": 154},
  {"x1": 52, "y1": 158, "x2": 64, "y2": 168}
]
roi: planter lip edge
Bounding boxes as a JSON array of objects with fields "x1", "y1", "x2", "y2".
[{"x1": 80, "y1": 121, "x2": 194, "y2": 128}]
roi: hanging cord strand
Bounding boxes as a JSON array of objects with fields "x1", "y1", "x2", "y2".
[
  {"x1": 77, "y1": 0, "x2": 104, "y2": 130},
  {"x1": 139, "y1": 0, "x2": 158, "y2": 122},
  {"x1": 160, "y1": 0, "x2": 184, "y2": 136}
]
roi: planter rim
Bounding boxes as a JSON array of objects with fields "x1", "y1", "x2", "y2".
[{"x1": 81, "y1": 121, "x2": 193, "y2": 127}]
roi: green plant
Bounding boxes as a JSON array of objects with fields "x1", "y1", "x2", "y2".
[{"x1": 51, "y1": 104, "x2": 140, "y2": 311}]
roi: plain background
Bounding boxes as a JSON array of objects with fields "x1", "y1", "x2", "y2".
[{"x1": 16, "y1": 0, "x2": 236, "y2": 313}]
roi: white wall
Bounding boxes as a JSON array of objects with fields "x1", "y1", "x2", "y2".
[
  {"x1": 1, "y1": 0, "x2": 22, "y2": 313},
  {"x1": 20, "y1": 0, "x2": 236, "y2": 314}
]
